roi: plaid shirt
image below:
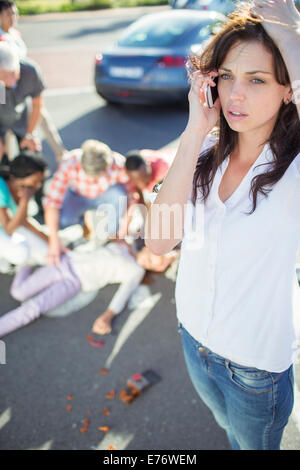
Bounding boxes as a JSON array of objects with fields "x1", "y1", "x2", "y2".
[{"x1": 44, "y1": 149, "x2": 137, "y2": 209}]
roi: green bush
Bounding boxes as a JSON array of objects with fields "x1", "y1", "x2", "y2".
[
  {"x1": 16, "y1": 0, "x2": 168, "y2": 15},
  {"x1": 115, "y1": 0, "x2": 168, "y2": 5},
  {"x1": 16, "y1": 0, "x2": 113, "y2": 15}
]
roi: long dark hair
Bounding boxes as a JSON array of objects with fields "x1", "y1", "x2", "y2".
[
  {"x1": 188, "y1": 2, "x2": 300, "y2": 213},
  {"x1": 0, "y1": 152, "x2": 47, "y2": 180}
]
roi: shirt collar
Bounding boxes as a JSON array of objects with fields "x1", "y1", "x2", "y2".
[{"x1": 212, "y1": 142, "x2": 273, "y2": 209}]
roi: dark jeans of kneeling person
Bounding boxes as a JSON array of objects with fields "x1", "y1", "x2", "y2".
[
  {"x1": 177, "y1": 323, "x2": 294, "y2": 450},
  {"x1": 59, "y1": 184, "x2": 127, "y2": 236}
]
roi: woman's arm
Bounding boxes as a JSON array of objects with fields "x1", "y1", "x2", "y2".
[
  {"x1": 44, "y1": 206, "x2": 68, "y2": 266},
  {"x1": 0, "y1": 204, "x2": 27, "y2": 236},
  {"x1": 145, "y1": 70, "x2": 221, "y2": 255},
  {"x1": 22, "y1": 219, "x2": 49, "y2": 243},
  {"x1": 251, "y1": 0, "x2": 300, "y2": 119},
  {"x1": 19, "y1": 95, "x2": 43, "y2": 152},
  {"x1": 0, "y1": 190, "x2": 30, "y2": 236}
]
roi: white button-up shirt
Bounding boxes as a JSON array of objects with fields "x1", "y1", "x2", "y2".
[{"x1": 175, "y1": 137, "x2": 300, "y2": 372}]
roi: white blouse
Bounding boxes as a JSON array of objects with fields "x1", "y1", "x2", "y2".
[{"x1": 174, "y1": 137, "x2": 300, "y2": 373}]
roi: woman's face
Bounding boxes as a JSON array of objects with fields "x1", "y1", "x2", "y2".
[
  {"x1": 217, "y1": 40, "x2": 292, "y2": 138},
  {"x1": 11, "y1": 171, "x2": 44, "y2": 194},
  {"x1": 0, "y1": 6, "x2": 18, "y2": 32}
]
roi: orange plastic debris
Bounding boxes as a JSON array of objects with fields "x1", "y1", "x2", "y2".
[
  {"x1": 80, "y1": 418, "x2": 89, "y2": 433},
  {"x1": 86, "y1": 334, "x2": 94, "y2": 341},
  {"x1": 119, "y1": 389, "x2": 135, "y2": 404},
  {"x1": 98, "y1": 426, "x2": 110, "y2": 433},
  {"x1": 99, "y1": 368, "x2": 109, "y2": 375},
  {"x1": 66, "y1": 404, "x2": 72, "y2": 411},
  {"x1": 108, "y1": 445, "x2": 116, "y2": 450},
  {"x1": 67, "y1": 395, "x2": 74, "y2": 400},
  {"x1": 102, "y1": 408, "x2": 110, "y2": 416},
  {"x1": 106, "y1": 390, "x2": 115, "y2": 399},
  {"x1": 89, "y1": 340, "x2": 104, "y2": 348}
]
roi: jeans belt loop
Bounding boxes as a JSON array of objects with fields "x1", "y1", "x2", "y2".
[{"x1": 225, "y1": 360, "x2": 232, "y2": 376}]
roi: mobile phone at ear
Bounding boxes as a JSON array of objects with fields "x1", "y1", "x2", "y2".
[{"x1": 205, "y1": 77, "x2": 218, "y2": 108}]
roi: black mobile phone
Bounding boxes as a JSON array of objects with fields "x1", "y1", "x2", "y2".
[{"x1": 205, "y1": 76, "x2": 218, "y2": 108}]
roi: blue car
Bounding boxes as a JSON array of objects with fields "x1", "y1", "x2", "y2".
[
  {"x1": 169, "y1": 0, "x2": 236, "y2": 15},
  {"x1": 94, "y1": 9, "x2": 225, "y2": 105}
]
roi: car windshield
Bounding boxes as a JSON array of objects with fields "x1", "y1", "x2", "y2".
[{"x1": 118, "y1": 16, "x2": 214, "y2": 48}]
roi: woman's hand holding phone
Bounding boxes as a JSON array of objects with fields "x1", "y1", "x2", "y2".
[{"x1": 186, "y1": 69, "x2": 221, "y2": 135}]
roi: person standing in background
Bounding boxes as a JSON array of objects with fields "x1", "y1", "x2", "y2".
[{"x1": 0, "y1": 0, "x2": 66, "y2": 162}]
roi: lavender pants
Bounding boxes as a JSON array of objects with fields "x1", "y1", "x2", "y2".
[{"x1": 0, "y1": 255, "x2": 81, "y2": 337}]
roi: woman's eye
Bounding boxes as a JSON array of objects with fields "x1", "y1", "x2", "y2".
[
  {"x1": 220, "y1": 73, "x2": 264, "y2": 84},
  {"x1": 220, "y1": 73, "x2": 231, "y2": 80}
]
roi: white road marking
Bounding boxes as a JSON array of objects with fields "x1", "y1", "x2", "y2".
[
  {"x1": 27, "y1": 440, "x2": 54, "y2": 450},
  {"x1": 0, "y1": 407, "x2": 11, "y2": 430},
  {"x1": 44, "y1": 86, "x2": 95, "y2": 97},
  {"x1": 105, "y1": 293, "x2": 162, "y2": 370},
  {"x1": 95, "y1": 430, "x2": 135, "y2": 450}
]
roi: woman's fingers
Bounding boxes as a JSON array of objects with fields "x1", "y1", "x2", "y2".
[
  {"x1": 189, "y1": 71, "x2": 217, "y2": 100},
  {"x1": 191, "y1": 70, "x2": 218, "y2": 85}
]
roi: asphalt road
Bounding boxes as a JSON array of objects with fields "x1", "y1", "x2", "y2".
[{"x1": 0, "y1": 6, "x2": 300, "y2": 451}]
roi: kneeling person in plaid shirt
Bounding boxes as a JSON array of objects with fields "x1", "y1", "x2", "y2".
[{"x1": 44, "y1": 139, "x2": 134, "y2": 266}]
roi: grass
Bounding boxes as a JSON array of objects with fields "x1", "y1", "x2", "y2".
[{"x1": 15, "y1": 0, "x2": 168, "y2": 15}]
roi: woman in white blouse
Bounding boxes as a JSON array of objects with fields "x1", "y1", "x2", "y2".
[{"x1": 146, "y1": 0, "x2": 300, "y2": 450}]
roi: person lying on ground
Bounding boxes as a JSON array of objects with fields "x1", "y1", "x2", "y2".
[
  {"x1": 0, "y1": 240, "x2": 178, "y2": 338},
  {"x1": 92, "y1": 242, "x2": 179, "y2": 335}
]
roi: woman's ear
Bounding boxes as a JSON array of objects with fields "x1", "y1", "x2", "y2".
[{"x1": 283, "y1": 85, "x2": 293, "y2": 105}]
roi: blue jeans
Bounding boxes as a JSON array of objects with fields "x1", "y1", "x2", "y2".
[
  {"x1": 178, "y1": 323, "x2": 294, "y2": 450},
  {"x1": 59, "y1": 184, "x2": 127, "y2": 235}
]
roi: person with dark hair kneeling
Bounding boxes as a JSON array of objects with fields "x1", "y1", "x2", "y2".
[{"x1": 0, "y1": 151, "x2": 48, "y2": 270}]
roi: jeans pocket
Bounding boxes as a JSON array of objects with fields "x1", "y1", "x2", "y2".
[{"x1": 227, "y1": 362, "x2": 274, "y2": 395}]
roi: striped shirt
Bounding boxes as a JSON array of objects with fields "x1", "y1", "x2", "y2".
[{"x1": 44, "y1": 149, "x2": 138, "y2": 209}]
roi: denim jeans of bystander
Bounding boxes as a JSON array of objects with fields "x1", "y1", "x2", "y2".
[
  {"x1": 178, "y1": 323, "x2": 294, "y2": 450},
  {"x1": 59, "y1": 184, "x2": 127, "y2": 235}
]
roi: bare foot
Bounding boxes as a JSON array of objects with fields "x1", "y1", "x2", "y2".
[{"x1": 92, "y1": 310, "x2": 116, "y2": 335}]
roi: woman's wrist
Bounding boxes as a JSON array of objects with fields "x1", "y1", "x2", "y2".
[{"x1": 180, "y1": 128, "x2": 207, "y2": 157}]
